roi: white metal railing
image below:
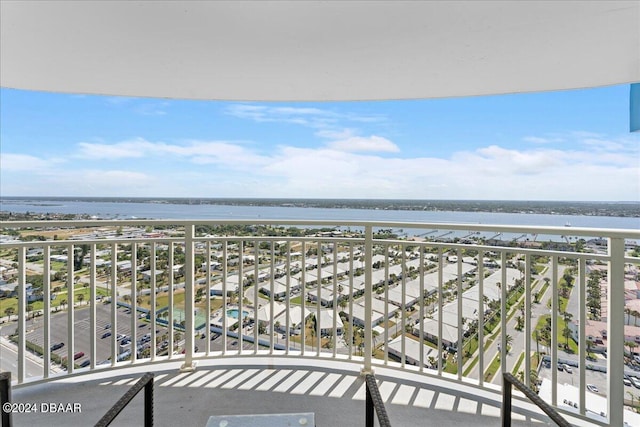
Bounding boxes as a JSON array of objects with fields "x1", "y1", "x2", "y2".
[{"x1": 1, "y1": 219, "x2": 639, "y2": 426}]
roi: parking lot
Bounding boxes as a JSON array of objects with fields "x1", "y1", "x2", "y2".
[
  {"x1": 538, "y1": 361, "x2": 640, "y2": 398},
  {"x1": 21, "y1": 303, "x2": 169, "y2": 368}
]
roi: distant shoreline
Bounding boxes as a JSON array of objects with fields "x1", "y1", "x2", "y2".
[{"x1": 1, "y1": 197, "x2": 639, "y2": 218}]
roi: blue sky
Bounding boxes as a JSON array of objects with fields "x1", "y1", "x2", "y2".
[{"x1": 1, "y1": 85, "x2": 638, "y2": 201}]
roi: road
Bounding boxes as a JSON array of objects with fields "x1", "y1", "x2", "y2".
[{"x1": 0, "y1": 336, "x2": 50, "y2": 379}]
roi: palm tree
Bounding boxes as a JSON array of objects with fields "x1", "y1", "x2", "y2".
[
  {"x1": 505, "y1": 334, "x2": 514, "y2": 353},
  {"x1": 530, "y1": 369, "x2": 539, "y2": 391},
  {"x1": 427, "y1": 356, "x2": 437, "y2": 369},
  {"x1": 626, "y1": 341, "x2": 638, "y2": 358}
]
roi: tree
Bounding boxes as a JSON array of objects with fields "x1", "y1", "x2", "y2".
[
  {"x1": 586, "y1": 338, "x2": 594, "y2": 356},
  {"x1": 505, "y1": 334, "x2": 513, "y2": 353},
  {"x1": 530, "y1": 369, "x2": 539, "y2": 391},
  {"x1": 533, "y1": 291, "x2": 541, "y2": 304},
  {"x1": 562, "y1": 327, "x2": 573, "y2": 351},
  {"x1": 626, "y1": 341, "x2": 638, "y2": 358},
  {"x1": 4, "y1": 307, "x2": 15, "y2": 320},
  {"x1": 77, "y1": 293, "x2": 84, "y2": 304},
  {"x1": 427, "y1": 356, "x2": 437, "y2": 369}
]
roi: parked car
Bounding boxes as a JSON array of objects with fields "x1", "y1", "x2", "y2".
[
  {"x1": 631, "y1": 377, "x2": 640, "y2": 389},
  {"x1": 101, "y1": 332, "x2": 112, "y2": 339},
  {"x1": 624, "y1": 378, "x2": 632, "y2": 386},
  {"x1": 73, "y1": 351, "x2": 84, "y2": 360},
  {"x1": 587, "y1": 384, "x2": 599, "y2": 393},
  {"x1": 563, "y1": 364, "x2": 572, "y2": 374},
  {"x1": 50, "y1": 342, "x2": 64, "y2": 351},
  {"x1": 79, "y1": 359, "x2": 90, "y2": 368}
]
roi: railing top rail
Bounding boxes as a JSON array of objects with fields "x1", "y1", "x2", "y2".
[
  {"x1": 2, "y1": 219, "x2": 639, "y2": 239},
  {"x1": 503, "y1": 373, "x2": 571, "y2": 427},
  {"x1": 94, "y1": 372, "x2": 153, "y2": 427},
  {"x1": 365, "y1": 374, "x2": 392, "y2": 427}
]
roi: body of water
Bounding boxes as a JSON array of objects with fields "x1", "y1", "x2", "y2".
[{"x1": 2, "y1": 199, "x2": 638, "y2": 228}]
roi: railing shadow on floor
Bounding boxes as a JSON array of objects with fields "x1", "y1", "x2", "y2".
[
  {"x1": 95, "y1": 372, "x2": 154, "y2": 427},
  {"x1": 366, "y1": 373, "x2": 392, "y2": 427},
  {"x1": 502, "y1": 372, "x2": 570, "y2": 427}
]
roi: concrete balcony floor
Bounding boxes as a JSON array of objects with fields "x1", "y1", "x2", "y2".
[{"x1": 11, "y1": 357, "x2": 555, "y2": 426}]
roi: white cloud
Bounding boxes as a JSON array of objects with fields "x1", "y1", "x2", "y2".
[
  {"x1": 326, "y1": 136, "x2": 400, "y2": 153},
  {"x1": 3, "y1": 132, "x2": 638, "y2": 201},
  {"x1": 523, "y1": 136, "x2": 564, "y2": 144},
  {"x1": 77, "y1": 139, "x2": 149, "y2": 159},
  {"x1": 225, "y1": 104, "x2": 385, "y2": 130},
  {"x1": 0, "y1": 153, "x2": 63, "y2": 171}
]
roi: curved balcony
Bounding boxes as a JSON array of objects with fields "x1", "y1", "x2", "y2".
[{"x1": 1, "y1": 219, "x2": 639, "y2": 426}]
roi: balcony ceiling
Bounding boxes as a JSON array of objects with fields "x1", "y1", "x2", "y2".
[{"x1": 1, "y1": 1, "x2": 639, "y2": 101}]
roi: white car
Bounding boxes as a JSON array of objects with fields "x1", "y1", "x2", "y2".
[
  {"x1": 587, "y1": 384, "x2": 599, "y2": 393},
  {"x1": 563, "y1": 364, "x2": 573, "y2": 374}
]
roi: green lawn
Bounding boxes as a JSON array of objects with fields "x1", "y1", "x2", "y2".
[
  {"x1": 512, "y1": 351, "x2": 525, "y2": 375},
  {"x1": 534, "y1": 314, "x2": 578, "y2": 354},
  {"x1": 484, "y1": 353, "x2": 502, "y2": 382},
  {"x1": 1, "y1": 285, "x2": 109, "y2": 316}
]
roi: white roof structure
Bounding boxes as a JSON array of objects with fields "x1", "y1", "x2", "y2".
[
  {"x1": 387, "y1": 335, "x2": 438, "y2": 367},
  {"x1": 4, "y1": 1, "x2": 636, "y2": 102},
  {"x1": 316, "y1": 309, "x2": 344, "y2": 332},
  {"x1": 255, "y1": 302, "x2": 287, "y2": 324},
  {"x1": 273, "y1": 305, "x2": 311, "y2": 329}
]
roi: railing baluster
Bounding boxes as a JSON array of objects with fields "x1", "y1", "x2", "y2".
[
  {"x1": 254, "y1": 239, "x2": 259, "y2": 355},
  {"x1": 89, "y1": 243, "x2": 96, "y2": 369},
  {"x1": 168, "y1": 242, "x2": 174, "y2": 359},
  {"x1": 363, "y1": 225, "x2": 373, "y2": 373},
  {"x1": 332, "y1": 241, "x2": 338, "y2": 359},
  {"x1": 205, "y1": 240, "x2": 211, "y2": 356},
  {"x1": 478, "y1": 249, "x2": 485, "y2": 386},
  {"x1": 184, "y1": 224, "x2": 195, "y2": 369},
  {"x1": 419, "y1": 246, "x2": 425, "y2": 371},
  {"x1": 457, "y1": 247, "x2": 462, "y2": 380},
  {"x1": 578, "y1": 257, "x2": 586, "y2": 415},
  {"x1": 150, "y1": 241, "x2": 157, "y2": 361},
  {"x1": 285, "y1": 240, "x2": 291, "y2": 354},
  {"x1": 500, "y1": 251, "x2": 507, "y2": 378},
  {"x1": 317, "y1": 240, "x2": 322, "y2": 355},
  {"x1": 608, "y1": 237, "x2": 625, "y2": 426},
  {"x1": 269, "y1": 241, "x2": 275, "y2": 354},
  {"x1": 437, "y1": 247, "x2": 443, "y2": 375},
  {"x1": 17, "y1": 246, "x2": 26, "y2": 383},
  {"x1": 551, "y1": 255, "x2": 558, "y2": 407},
  {"x1": 238, "y1": 240, "x2": 244, "y2": 354},
  {"x1": 222, "y1": 240, "x2": 228, "y2": 354},
  {"x1": 349, "y1": 242, "x2": 354, "y2": 360},
  {"x1": 131, "y1": 242, "x2": 137, "y2": 364},
  {"x1": 301, "y1": 241, "x2": 306, "y2": 357},
  {"x1": 110, "y1": 243, "x2": 118, "y2": 366},
  {"x1": 67, "y1": 243, "x2": 74, "y2": 374},
  {"x1": 43, "y1": 245, "x2": 51, "y2": 378},
  {"x1": 401, "y1": 246, "x2": 406, "y2": 368},
  {"x1": 524, "y1": 253, "x2": 531, "y2": 388},
  {"x1": 383, "y1": 244, "x2": 389, "y2": 365}
]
